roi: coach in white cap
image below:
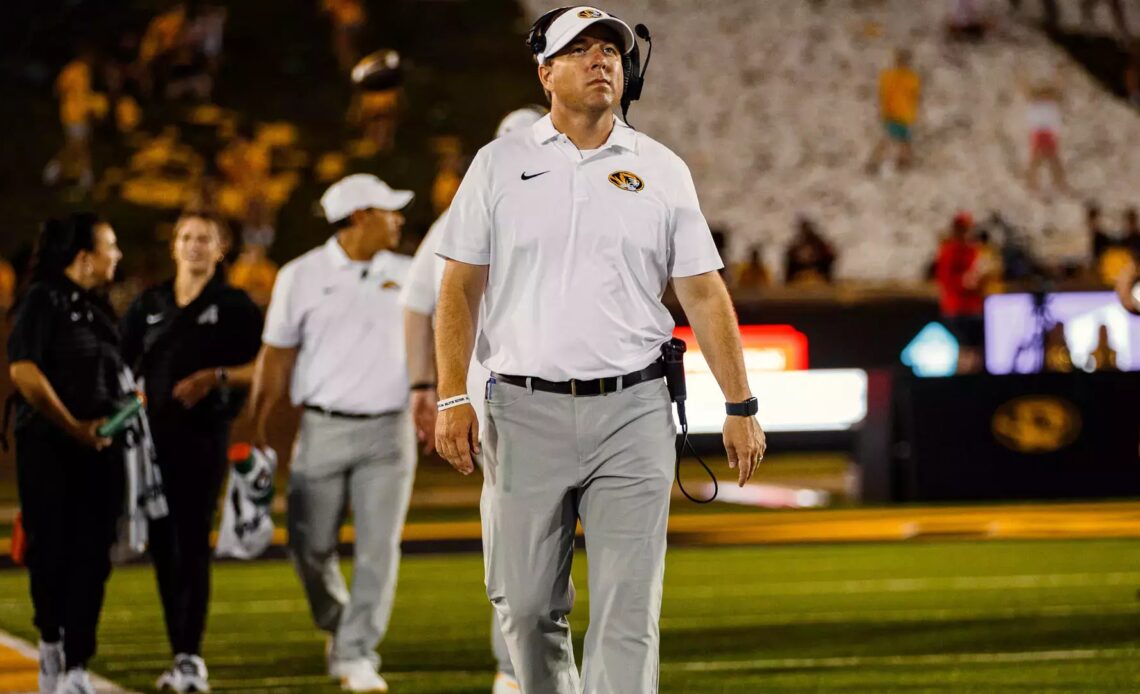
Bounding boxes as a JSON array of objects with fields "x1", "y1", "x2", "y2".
[
  {"x1": 251, "y1": 173, "x2": 415, "y2": 693},
  {"x1": 434, "y1": 6, "x2": 766, "y2": 693}
]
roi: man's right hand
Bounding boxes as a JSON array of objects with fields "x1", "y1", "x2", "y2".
[
  {"x1": 435, "y1": 403, "x2": 480, "y2": 475},
  {"x1": 411, "y1": 388, "x2": 438, "y2": 455},
  {"x1": 72, "y1": 419, "x2": 112, "y2": 451}
]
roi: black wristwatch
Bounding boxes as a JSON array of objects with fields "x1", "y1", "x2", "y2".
[{"x1": 725, "y1": 397, "x2": 758, "y2": 416}]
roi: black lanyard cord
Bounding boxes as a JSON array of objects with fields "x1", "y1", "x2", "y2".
[{"x1": 673, "y1": 401, "x2": 718, "y2": 504}]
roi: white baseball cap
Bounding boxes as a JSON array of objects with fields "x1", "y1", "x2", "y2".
[
  {"x1": 536, "y1": 6, "x2": 635, "y2": 65},
  {"x1": 320, "y1": 174, "x2": 413, "y2": 223},
  {"x1": 495, "y1": 106, "x2": 547, "y2": 138}
]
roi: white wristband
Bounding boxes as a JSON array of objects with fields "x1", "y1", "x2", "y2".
[{"x1": 437, "y1": 395, "x2": 471, "y2": 412}]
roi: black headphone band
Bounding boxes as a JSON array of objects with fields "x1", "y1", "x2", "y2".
[
  {"x1": 524, "y1": 7, "x2": 651, "y2": 124},
  {"x1": 526, "y1": 6, "x2": 574, "y2": 57}
]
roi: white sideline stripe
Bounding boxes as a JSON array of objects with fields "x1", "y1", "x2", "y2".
[
  {"x1": 668, "y1": 571, "x2": 1140, "y2": 599},
  {"x1": 667, "y1": 647, "x2": 1140, "y2": 672},
  {"x1": 0, "y1": 629, "x2": 136, "y2": 694},
  {"x1": 660, "y1": 601, "x2": 1140, "y2": 629}
]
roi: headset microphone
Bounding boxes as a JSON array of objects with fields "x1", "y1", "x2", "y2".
[{"x1": 620, "y1": 23, "x2": 652, "y2": 126}]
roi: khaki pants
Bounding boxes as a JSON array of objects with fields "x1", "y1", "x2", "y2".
[
  {"x1": 482, "y1": 376, "x2": 676, "y2": 694},
  {"x1": 287, "y1": 410, "x2": 416, "y2": 669}
]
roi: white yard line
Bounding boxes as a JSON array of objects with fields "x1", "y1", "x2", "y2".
[
  {"x1": 666, "y1": 647, "x2": 1140, "y2": 672},
  {"x1": 666, "y1": 570, "x2": 1140, "y2": 599}
]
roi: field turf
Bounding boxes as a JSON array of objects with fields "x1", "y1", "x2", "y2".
[{"x1": 1, "y1": 539, "x2": 1139, "y2": 692}]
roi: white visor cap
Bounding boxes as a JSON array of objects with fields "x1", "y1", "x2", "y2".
[
  {"x1": 321, "y1": 174, "x2": 414, "y2": 223},
  {"x1": 538, "y1": 6, "x2": 635, "y2": 64}
]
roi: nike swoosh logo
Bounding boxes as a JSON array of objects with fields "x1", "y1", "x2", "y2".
[{"x1": 521, "y1": 171, "x2": 550, "y2": 181}]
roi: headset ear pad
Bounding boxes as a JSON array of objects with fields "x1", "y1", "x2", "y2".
[{"x1": 623, "y1": 42, "x2": 643, "y2": 103}]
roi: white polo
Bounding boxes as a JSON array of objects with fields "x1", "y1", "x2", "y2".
[
  {"x1": 400, "y1": 210, "x2": 492, "y2": 418},
  {"x1": 436, "y1": 114, "x2": 723, "y2": 381},
  {"x1": 263, "y1": 236, "x2": 412, "y2": 414}
]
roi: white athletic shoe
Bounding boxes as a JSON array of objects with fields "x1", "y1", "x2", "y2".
[
  {"x1": 53, "y1": 669, "x2": 95, "y2": 694},
  {"x1": 492, "y1": 671, "x2": 520, "y2": 693},
  {"x1": 330, "y1": 659, "x2": 389, "y2": 693},
  {"x1": 157, "y1": 654, "x2": 210, "y2": 692},
  {"x1": 38, "y1": 641, "x2": 64, "y2": 694}
]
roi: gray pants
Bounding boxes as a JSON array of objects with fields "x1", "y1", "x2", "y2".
[
  {"x1": 482, "y1": 377, "x2": 676, "y2": 694},
  {"x1": 287, "y1": 409, "x2": 416, "y2": 668}
]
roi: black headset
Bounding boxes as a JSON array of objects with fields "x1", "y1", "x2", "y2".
[{"x1": 525, "y1": 6, "x2": 653, "y2": 125}]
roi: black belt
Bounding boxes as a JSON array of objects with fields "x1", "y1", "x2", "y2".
[
  {"x1": 303, "y1": 404, "x2": 393, "y2": 420},
  {"x1": 494, "y1": 361, "x2": 665, "y2": 397}
]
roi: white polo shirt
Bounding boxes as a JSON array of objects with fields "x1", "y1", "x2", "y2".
[
  {"x1": 400, "y1": 211, "x2": 492, "y2": 419},
  {"x1": 436, "y1": 114, "x2": 723, "y2": 381},
  {"x1": 263, "y1": 236, "x2": 412, "y2": 414}
]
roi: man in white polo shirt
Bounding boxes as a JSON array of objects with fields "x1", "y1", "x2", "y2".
[
  {"x1": 251, "y1": 174, "x2": 415, "y2": 693},
  {"x1": 401, "y1": 105, "x2": 547, "y2": 694},
  {"x1": 433, "y1": 7, "x2": 766, "y2": 693}
]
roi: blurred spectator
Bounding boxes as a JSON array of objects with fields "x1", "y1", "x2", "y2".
[
  {"x1": 935, "y1": 211, "x2": 988, "y2": 373},
  {"x1": 946, "y1": 0, "x2": 990, "y2": 41},
  {"x1": 785, "y1": 217, "x2": 837, "y2": 285},
  {"x1": 1093, "y1": 205, "x2": 1134, "y2": 285},
  {"x1": 1080, "y1": 0, "x2": 1130, "y2": 40},
  {"x1": 166, "y1": 1, "x2": 223, "y2": 101},
  {"x1": 185, "y1": 1, "x2": 227, "y2": 79},
  {"x1": 1125, "y1": 46, "x2": 1140, "y2": 107},
  {"x1": 324, "y1": 0, "x2": 367, "y2": 72},
  {"x1": 186, "y1": 176, "x2": 222, "y2": 217},
  {"x1": 1119, "y1": 207, "x2": 1140, "y2": 258},
  {"x1": 1085, "y1": 324, "x2": 1118, "y2": 371},
  {"x1": 217, "y1": 125, "x2": 272, "y2": 232},
  {"x1": 1043, "y1": 322, "x2": 1074, "y2": 372},
  {"x1": 972, "y1": 229, "x2": 1005, "y2": 295},
  {"x1": 43, "y1": 45, "x2": 101, "y2": 192},
  {"x1": 734, "y1": 246, "x2": 771, "y2": 290},
  {"x1": 138, "y1": 3, "x2": 188, "y2": 98},
  {"x1": 228, "y1": 233, "x2": 278, "y2": 310},
  {"x1": 0, "y1": 254, "x2": 15, "y2": 313},
  {"x1": 1086, "y1": 201, "x2": 1114, "y2": 269},
  {"x1": 103, "y1": 32, "x2": 145, "y2": 135},
  {"x1": 866, "y1": 48, "x2": 921, "y2": 173},
  {"x1": 1022, "y1": 68, "x2": 1066, "y2": 192},
  {"x1": 1008, "y1": 0, "x2": 1060, "y2": 31}
]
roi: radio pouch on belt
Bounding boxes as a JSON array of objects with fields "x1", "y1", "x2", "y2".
[{"x1": 661, "y1": 338, "x2": 718, "y2": 503}]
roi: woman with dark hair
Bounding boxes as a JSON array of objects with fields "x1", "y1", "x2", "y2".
[
  {"x1": 7, "y1": 213, "x2": 125, "y2": 694},
  {"x1": 120, "y1": 213, "x2": 262, "y2": 692}
]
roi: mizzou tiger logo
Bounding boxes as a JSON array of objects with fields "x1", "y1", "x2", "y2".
[
  {"x1": 578, "y1": 8, "x2": 604, "y2": 18},
  {"x1": 992, "y1": 395, "x2": 1081, "y2": 454},
  {"x1": 608, "y1": 171, "x2": 644, "y2": 192}
]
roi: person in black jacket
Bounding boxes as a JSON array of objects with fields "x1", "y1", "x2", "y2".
[
  {"x1": 120, "y1": 213, "x2": 262, "y2": 693},
  {"x1": 7, "y1": 213, "x2": 125, "y2": 694}
]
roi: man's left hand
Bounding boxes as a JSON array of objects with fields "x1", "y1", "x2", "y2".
[
  {"x1": 411, "y1": 388, "x2": 438, "y2": 455},
  {"x1": 723, "y1": 415, "x2": 766, "y2": 487}
]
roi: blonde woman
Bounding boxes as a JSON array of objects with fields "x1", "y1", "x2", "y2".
[{"x1": 120, "y1": 213, "x2": 262, "y2": 692}]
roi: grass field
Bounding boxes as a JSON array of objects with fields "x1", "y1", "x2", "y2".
[{"x1": 2, "y1": 539, "x2": 1140, "y2": 693}]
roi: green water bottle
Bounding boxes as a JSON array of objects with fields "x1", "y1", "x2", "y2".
[{"x1": 97, "y1": 392, "x2": 146, "y2": 437}]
